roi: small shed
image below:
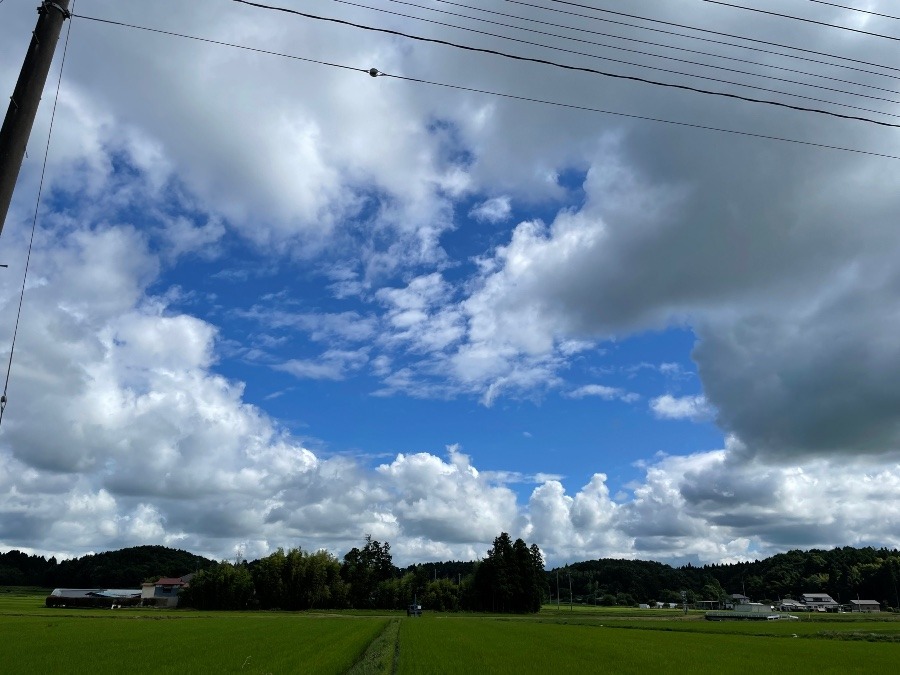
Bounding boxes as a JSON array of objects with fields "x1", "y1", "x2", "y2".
[{"x1": 849, "y1": 599, "x2": 880, "y2": 613}]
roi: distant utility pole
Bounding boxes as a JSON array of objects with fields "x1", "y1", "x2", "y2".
[
  {"x1": 0, "y1": 0, "x2": 71, "y2": 237},
  {"x1": 556, "y1": 570, "x2": 560, "y2": 611}
]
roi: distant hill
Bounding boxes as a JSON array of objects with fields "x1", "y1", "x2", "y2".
[
  {"x1": 4, "y1": 544, "x2": 900, "y2": 608},
  {"x1": 548, "y1": 546, "x2": 900, "y2": 608},
  {"x1": 0, "y1": 545, "x2": 215, "y2": 588}
]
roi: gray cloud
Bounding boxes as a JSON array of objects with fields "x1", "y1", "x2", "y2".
[{"x1": 3, "y1": 0, "x2": 900, "y2": 565}]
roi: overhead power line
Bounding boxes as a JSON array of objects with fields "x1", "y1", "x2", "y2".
[
  {"x1": 383, "y1": 71, "x2": 900, "y2": 161},
  {"x1": 73, "y1": 14, "x2": 367, "y2": 75},
  {"x1": 369, "y1": 0, "x2": 900, "y2": 106},
  {"x1": 70, "y1": 12, "x2": 900, "y2": 161},
  {"x1": 335, "y1": 0, "x2": 896, "y2": 112},
  {"x1": 806, "y1": 1, "x2": 900, "y2": 22},
  {"x1": 71, "y1": 12, "x2": 900, "y2": 161},
  {"x1": 703, "y1": 0, "x2": 900, "y2": 42},
  {"x1": 232, "y1": 0, "x2": 900, "y2": 127},
  {"x1": 509, "y1": 1, "x2": 899, "y2": 83},
  {"x1": 537, "y1": 0, "x2": 900, "y2": 75},
  {"x1": 429, "y1": 0, "x2": 900, "y2": 97}
]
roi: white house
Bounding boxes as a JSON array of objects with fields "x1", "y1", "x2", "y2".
[
  {"x1": 141, "y1": 574, "x2": 193, "y2": 608},
  {"x1": 800, "y1": 593, "x2": 839, "y2": 611}
]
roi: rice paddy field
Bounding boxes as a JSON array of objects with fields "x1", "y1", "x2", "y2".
[{"x1": 2, "y1": 588, "x2": 899, "y2": 673}]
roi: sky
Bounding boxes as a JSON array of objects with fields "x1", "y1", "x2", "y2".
[{"x1": 1, "y1": 0, "x2": 899, "y2": 568}]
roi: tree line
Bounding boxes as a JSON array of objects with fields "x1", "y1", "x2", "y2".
[
  {"x1": 5, "y1": 542, "x2": 900, "y2": 611},
  {"x1": 549, "y1": 546, "x2": 900, "y2": 609},
  {"x1": 183, "y1": 533, "x2": 545, "y2": 613},
  {"x1": 0, "y1": 545, "x2": 212, "y2": 588}
]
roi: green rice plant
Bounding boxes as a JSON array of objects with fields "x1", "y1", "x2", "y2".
[
  {"x1": 0, "y1": 613, "x2": 387, "y2": 674},
  {"x1": 397, "y1": 616, "x2": 900, "y2": 674}
]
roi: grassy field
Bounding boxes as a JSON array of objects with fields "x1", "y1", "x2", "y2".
[
  {"x1": 397, "y1": 616, "x2": 900, "y2": 674},
  {"x1": 0, "y1": 589, "x2": 388, "y2": 674},
  {"x1": 3, "y1": 588, "x2": 899, "y2": 673}
]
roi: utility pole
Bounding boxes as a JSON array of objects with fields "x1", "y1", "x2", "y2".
[
  {"x1": 556, "y1": 570, "x2": 560, "y2": 611},
  {"x1": 0, "y1": 0, "x2": 72, "y2": 237}
]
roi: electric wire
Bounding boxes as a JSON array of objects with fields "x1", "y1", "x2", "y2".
[
  {"x1": 509, "y1": 1, "x2": 900, "y2": 83},
  {"x1": 806, "y1": 0, "x2": 900, "y2": 22},
  {"x1": 232, "y1": 1, "x2": 900, "y2": 127},
  {"x1": 380, "y1": 70, "x2": 900, "y2": 161},
  {"x1": 323, "y1": 0, "x2": 900, "y2": 117},
  {"x1": 71, "y1": 11, "x2": 900, "y2": 161},
  {"x1": 537, "y1": 0, "x2": 900, "y2": 75},
  {"x1": 429, "y1": 0, "x2": 900, "y2": 97},
  {"x1": 703, "y1": 1, "x2": 900, "y2": 42},
  {"x1": 370, "y1": 0, "x2": 900, "y2": 106},
  {"x1": 1, "y1": 2, "x2": 75, "y2": 428},
  {"x1": 72, "y1": 14, "x2": 369, "y2": 75}
]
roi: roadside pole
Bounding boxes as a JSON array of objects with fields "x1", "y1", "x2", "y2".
[{"x1": 0, "y1": 0, "x2": 72, "y2": 236}]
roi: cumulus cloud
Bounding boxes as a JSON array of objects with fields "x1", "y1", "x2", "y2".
[
  {"x1": 650, "y1": 394, "x2": 714, "y2": 421},
  {"x1": 4, "y1": 0, "x2": 900, "y2": 567},
  {"x1": 469, "y1": 196, "x2": 512, "y2": 224},
  {"x1": 377, "y1": 445, "x2": 519, "y2": 544}
]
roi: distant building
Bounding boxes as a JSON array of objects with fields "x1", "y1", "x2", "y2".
[
  {"x1": 46, "y1": 588, "x2": 141, "y2": 608},
  {"x1": 141, "y1": 574, "x2": 193, "y2": 608},
  {"x1": 849, "y1": 599, "x2": 880, "y2": 613},
  {"x1": 800, "y1": 593, "x2": 839, "y2": 611},
  {"x1": 778, "y1": 599, "x2": 804, "y2": 612},
  {"x1": 730, "y1": 593, "x2": 750, "y2": 604},
  {"x1": 706, "y1": 603, "x2": 784, "y2": 621}
]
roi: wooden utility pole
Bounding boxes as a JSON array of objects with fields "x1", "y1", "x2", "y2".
[{"x1": 0, "y1": 0, "x2": 71, "y2": 237}]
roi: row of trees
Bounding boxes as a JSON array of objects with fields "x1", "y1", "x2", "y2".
[
  {"x1": 183, "y1": 533, "x2": 545, "y2": 613},
  {"x1": 6, "y1": 542, "x2": 899, "y2": 610},
  {"x1": 550, "y1": 547, "x2": 900, "y2": 608}
]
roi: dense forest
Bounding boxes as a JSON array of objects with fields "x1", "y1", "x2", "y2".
[
  {"x1": 3, "y1": 542, "x2": 900, "y2": 611},
  {"x1": 183, "y1": 533, "x2": 544, "y2": 613},
  {"x1": 0, "y1": 545, "x2": 213, "y2": 588}
]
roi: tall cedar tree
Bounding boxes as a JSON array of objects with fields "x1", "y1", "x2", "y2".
[
  {"x1": 473, "y1": 532, "x2": 544, "y2": 613},
  {"x1": 340, "y1": 535, "x2": 395, "y2": 609}
]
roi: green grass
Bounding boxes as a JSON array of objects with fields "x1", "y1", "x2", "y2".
[
  {"x1": 0, "y1": 590, "x2": 387, "y2": 674},
  {"x1": 5, "y1": 589, "x2": 900, "y2": 673},
  {"x1": 347, "y1": 618, "x2": 400, "y2": 675},
  {"x1": 397, "y1": 616, "x2": 900, "y2": 674}
]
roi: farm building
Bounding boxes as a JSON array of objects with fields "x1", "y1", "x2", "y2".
[
  {"x1": 849, "y1": 599, "x2": 880, "y2": 613},
  {"x1": 46, "y1": 588, "x2": 141, "y2": 608},
  {"x1": 141, "y1": 574, "x2": 193, "y2": 608},
  {"x1": 800, "y1": 593, "x2": 839, "y2": 611},
  {"x1": 706, "y1": 602, "x2": 783, "y2": 621}
]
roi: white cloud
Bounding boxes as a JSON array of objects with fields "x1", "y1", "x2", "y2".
[
  {"x1": 3, "y1": 0, "x2": 900, "y2": 569},
  {"x1": 377, "y1": 445, "x2": 519, "y2": 544},
  {"x1": 469, "y1": 196, "x2": 512, "y2": 224},
  {"x1": 567, "y1": 384, "x2": 640, "y2": 403},
  {"x1": 650, "y1": 394, "x2": 714, "y2": 422},
  {"x1": 275, "y1": 349, "x2": 369, "y2": 381}
]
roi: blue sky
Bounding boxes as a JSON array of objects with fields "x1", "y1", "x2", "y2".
[{"x1": 2, "y1": 0, "x2": 900, "y2": 567}]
